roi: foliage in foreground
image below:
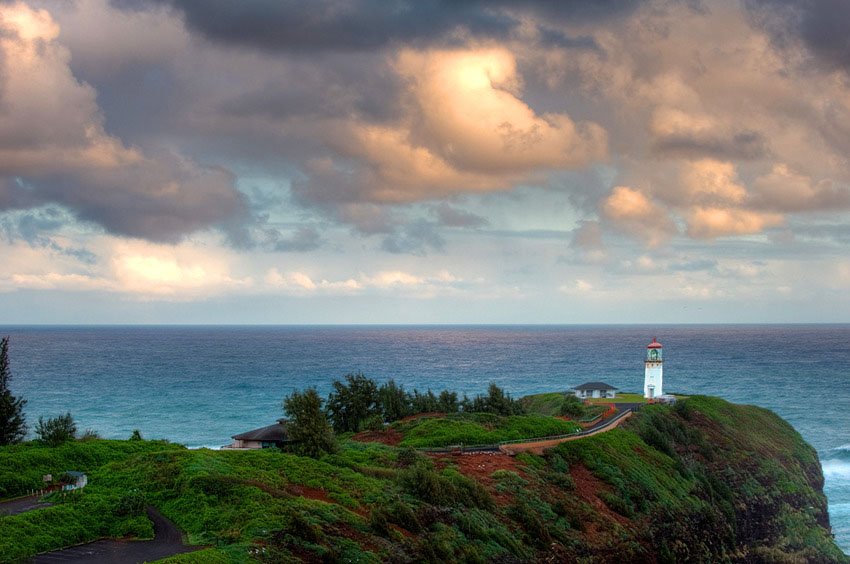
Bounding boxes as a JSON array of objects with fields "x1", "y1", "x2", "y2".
[{"x1": 0, "y1": 397, "x2": 845, "y2": 564}]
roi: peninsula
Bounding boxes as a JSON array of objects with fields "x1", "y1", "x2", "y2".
[{"x1": 0, "y1": 392, "x2": 845, "y2": 563}]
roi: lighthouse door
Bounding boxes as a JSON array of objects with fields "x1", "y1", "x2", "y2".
[{"x1": 647, "y1": 385, "x2": 655, "y2": 400}]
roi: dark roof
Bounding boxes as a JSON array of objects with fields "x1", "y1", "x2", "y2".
[
  {"x1": 232, "y1": 420, "x2": 291, "y2": 442},
  {"x1": 64, "y1": 471, "x2": 86, "y2": 477},
  {"x1": 572, "y1": 382, "x2": 618, "y2": 391}
]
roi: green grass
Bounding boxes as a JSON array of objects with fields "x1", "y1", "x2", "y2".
[
  {"x1": 586, "y1": 392, "x2": 647, "y2": 404},
  {"x1": 0, "y1": 396, "x2": 845, "y2": 563},
  {"x1": 518, "y1": 392, "x2": 569, "y2": 416},
  {"x1": 395, "y1": 413, "x2": 581, "y2": 448}
]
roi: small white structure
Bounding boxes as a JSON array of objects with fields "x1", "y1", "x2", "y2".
[
  {"x1": 62, "y1": 471, "x2": 87, "y2": 491},
  {"x1": 644, "y1": 338, "x2": 663, "y2": 399},
  {"x1": 572, "y1": 382, "x2": 618, "y2": 399}
]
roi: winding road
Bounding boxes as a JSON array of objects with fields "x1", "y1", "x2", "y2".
[{"x1": 32, "y1": 507, "x2": 200, "y2": 564}]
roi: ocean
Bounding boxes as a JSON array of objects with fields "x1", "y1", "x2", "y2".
[{"x1": 2, "y1": 324, "x2": 849, "y2": 551}]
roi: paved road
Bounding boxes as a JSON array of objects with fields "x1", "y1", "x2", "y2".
[
  {"x1": 0, "y1": 495, "x2": 52, "y2": 516},
  {"x1": 33, "y1": 507, "x2": 200, "y2": 563},
  {"x1": 499, "y1": 403, "x2": 643, "y2": 455}
]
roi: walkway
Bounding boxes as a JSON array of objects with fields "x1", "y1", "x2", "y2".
[
  {"x1": 499, "y1": 406, "x2": 636, "y2": 455},
  {"x1": 33, "y1": 507, "x2": 200, "y2": 563},
  {"x1": 0, "y1": 494, "x2": 52, "y2": 516},
  {"x1": 420, "y1": 403, "x2": 643, "y2": 456}
]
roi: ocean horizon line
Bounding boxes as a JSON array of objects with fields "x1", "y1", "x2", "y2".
[{"x1": 2, "y1": 322, "x2": 849, "y2": 328}]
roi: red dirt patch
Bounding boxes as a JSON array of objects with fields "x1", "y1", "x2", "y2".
[
  {"x1": 288, "y1": 485, "x2": 333, "y2": 504},
  {"x1": 570, "y1": 464, "x2": 632, "y2": 528},
  {"x1": 352, "y1": 428, "x2": 403, "y2": 446},
  {"x1": 436, "y1": 451, "x2": 526, "y2": 505}
]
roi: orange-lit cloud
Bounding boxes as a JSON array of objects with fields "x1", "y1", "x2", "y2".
[
  {"x1": 686, "y1": 208, "x2": 783, "y2": 239},
  {"x1": 600, "y1": 186, "x2": 677, "y2": 246}
]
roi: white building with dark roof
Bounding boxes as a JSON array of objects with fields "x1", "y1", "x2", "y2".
[{"x1": 571, "y1": 382, "x2": 618, "y2": 399}]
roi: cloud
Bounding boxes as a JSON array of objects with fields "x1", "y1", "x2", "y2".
[
  {"x1": 568, "y1": 220, "x2": 606, "y2": 262},
  {"x1": 266, "y1": 226, "x2": 324, "y2": 253},
  {"x1": 292, "y1": 46, "x2": 606, "y2": 223},
  {"x1": 686, "y1": 207, "x2": 783, "y2": 239},
  {"x1": 109, "y1": 240, "x2": 253, "y2": 296},
  {"x1": 433, "y1": 203, "x2": 489, "y2": 228},
  {"x1": 381, "y1": 220, "x2": 445, "y2": 255},
  {"x1": 396, "y1": 47, "x2": 607, "y2": 174},
  {"x1": 749, "y1": 0, "x2": 850, "y2": 73},
  {"x1": 751, "y1": 164, "x2": 850, "y2": 212},
  {"x1": 140, "y1": 0, "x2": 640, "y2": 53},
  {"x1": 600, "y1": 186, "x2": 677, "y2": 246},
  {"x1": 263, "y1": 267, "x2": 466, "y2": 297},
  {"x1": 45, "y1": 0, "x2": 186, "y2": 75},
  {"x1": 0, "y1": 2, "x2": 248, "y2": 242}
]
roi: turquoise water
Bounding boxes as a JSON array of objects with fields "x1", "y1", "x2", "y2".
[{"x1": 3, "y1": 324, "x2": 849, "y2": 550}]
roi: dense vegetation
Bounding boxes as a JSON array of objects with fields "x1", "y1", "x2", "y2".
[
  {"x1": 322, "y1": 374, "x2": 524, "y2": 434},
  {"x1": 393, "y1": 412, "x2": 580, "y2": 448},
  {"x1": 1, "y1": 395, "x2": 845, "y2": 563}
]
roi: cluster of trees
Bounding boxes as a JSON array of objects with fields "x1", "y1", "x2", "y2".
[
  {"x1": 283, "y1": 373, "x2": 525, "y2": 458},
  {"x1": 326, "y1": 373, "x2": 525, "y2": 433}
]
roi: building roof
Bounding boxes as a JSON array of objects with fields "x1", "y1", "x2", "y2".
[
  {"x1": 647, "y1": 337, "x2": 663, "y2": 349},
  {"x1": 572, "y1": 382, "x2": 618, "y2": 391},
  {"x1": 64, "y1": 471, "x2": 86, "y2": 478},
  {"x1": 232, "y1": 420, "x2": 292, "y2": 442}
]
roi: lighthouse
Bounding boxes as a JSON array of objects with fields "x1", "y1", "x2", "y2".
[{"x1": 644, "y1": 338, "x2": 663, "y2": 399}]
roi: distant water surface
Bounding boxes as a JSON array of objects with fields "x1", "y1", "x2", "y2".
[{"x1": 3, "y1": 325, "x2": 849, "y2": 551}]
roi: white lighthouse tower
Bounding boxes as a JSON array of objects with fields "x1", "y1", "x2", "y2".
[{"x1": 644, "y1": 338, "x2": 663, "y2": 400}]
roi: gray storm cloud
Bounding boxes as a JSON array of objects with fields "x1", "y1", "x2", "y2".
[{"x1": 0, "y1": 2, "x2": 248, "y2": 243}]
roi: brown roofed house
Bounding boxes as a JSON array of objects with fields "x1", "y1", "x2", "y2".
[{"x1": 226, "y1": 419, "x2": 294, "y2": 449}]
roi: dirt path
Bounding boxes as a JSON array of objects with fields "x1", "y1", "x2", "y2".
[
  {"x1": 33, "y1": 507, "x2": 200, "y2": 563},
  {"x1": 499, "y1": 410, "x2": 634, "y2": 455},
  {"x1": 0, "y1": 494, "x2": 52, "y2": 516}
]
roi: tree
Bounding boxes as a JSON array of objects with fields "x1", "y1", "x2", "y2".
[
  {"x1": 326, "y1": 373, "x2": 381, "y2": 432},
  {"x1": 283, "y1": 388, "x2": 337, "y2": 458},
  {"x1": 462, "y1": 383, "x2": 525, "y2": 416},
  {"x1": 378, "y1": 379, "x2": 412, "y2": 422},
  {"x1": 0, "y1": 336, "x2": 27, "y2": 445},
  {"x1": 437, "y1": 390, "x2": 459, "y2": 413},
  {"x1": 35, "y1": 412, "x2": 77, "y2": 446}
]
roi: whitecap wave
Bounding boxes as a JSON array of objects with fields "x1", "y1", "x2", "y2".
[{"x1": 822, "y1": 459, "x2": 850, "y2": 481}]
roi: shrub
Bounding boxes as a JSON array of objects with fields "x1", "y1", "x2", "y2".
[
  {"x1": 35, "y1": 413, "x2": 77, "y2": 446},
  {"x1": 79, "y1": 429, "x2": 101, "y2": 441},
  {"x1": 115, "y1": 489, "x2": 146, "y2": 517},
  {"x1": 559, "y1": 395, "x2": 586, "y2": 418}
]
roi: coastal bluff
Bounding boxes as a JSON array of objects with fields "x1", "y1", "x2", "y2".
[{"x1": 1, "y1": 395, "x2": 846, "y2": 563}]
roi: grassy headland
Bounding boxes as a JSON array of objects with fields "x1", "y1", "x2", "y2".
[{"x1": 0, "y1": 395, "x2": 845, "y2": 563}]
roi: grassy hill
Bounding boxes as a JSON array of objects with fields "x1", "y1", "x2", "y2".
[{"x1": 1, "y1": 396, "x2": 846, "y2": 563}]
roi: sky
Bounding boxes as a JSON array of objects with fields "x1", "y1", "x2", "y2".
[{"x1": 0, "y1": 0, "x2": 849, "y2": 324}]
